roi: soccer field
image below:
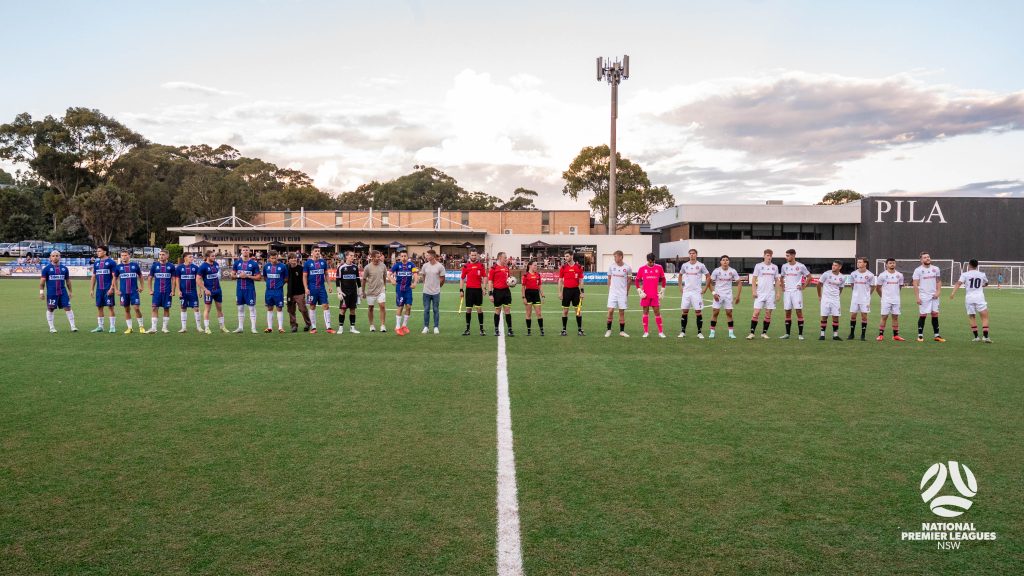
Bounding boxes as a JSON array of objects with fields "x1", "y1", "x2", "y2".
[{"x1": 1, "y1": 278, "x2": 1022, "y2": 575}]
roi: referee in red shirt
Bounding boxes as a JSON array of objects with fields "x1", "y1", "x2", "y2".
[
  {"x1": 558, "y1": 251, "x2": 585, "y2": 336},
  {"x1": 461, "y1": 249, "x2": 487, "y2": 336},
  {"x1": 487, "y1": 251, "x2": 514, "y2": 336}
]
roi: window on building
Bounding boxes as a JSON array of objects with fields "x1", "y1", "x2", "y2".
[
  {"x1": 461, "y1": 211, "x2": 470, "y2": 227},
  {"x1": 381, "y1": 212, "x2": 390, "y2": 228},
  {"x1": 335, "y1": 211, "x2": 343, "y2": 228},
  {"x1": 284, "y1": 210, "x2": 292, "y2": 228}
]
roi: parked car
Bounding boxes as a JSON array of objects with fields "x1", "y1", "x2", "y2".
[
  {"x1": 0, "y1": 243, "x2": 14, "y2": 257},
  {"x1": 132, "y1": 246, "x2": 144, "y2": 258},
  {"x1": 71, "y1": 244, "x2": 92, "y2": 258},
  {"x1": 10, "y1": 240, "x2": 45, "y2": 257}
]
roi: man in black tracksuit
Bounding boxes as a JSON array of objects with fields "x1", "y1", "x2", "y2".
[
  {"x1": 335, "y1": 250, "x2": 361, "y2": 333},
  {"x1": 287, "y1": 253, "x2": 312, "y2": 332}
]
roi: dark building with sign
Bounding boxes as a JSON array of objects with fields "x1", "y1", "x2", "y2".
[{"x1": 857, "y1": 197, "x2": 1024, "y2": 262}]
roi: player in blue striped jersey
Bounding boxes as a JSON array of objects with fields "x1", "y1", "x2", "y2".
[
  {"x1": 197, "y1": 249, "x2": 229, "y2": 334},
  {"x1": 175, "y1": 253, "x2": 203, "y2": 332},
  {"x1": 39, "y1": 250, "x2": 77, "y2": 333},
  {"x1": 262, "y1": 250, "x2": 288, "y2": 333},
  {"x1": 302, "y1": 247, "x2": 333, "y2": 334},
  {"x1": 389, "y1": 250, "x2": 417, "y2": 335},
  {"x1": 89, "y1": 245, "x2": 118, "y2": 332},
  {"x1": 232, "y1": 245, "x2": 261, "y2": 333},
  {"x1": 113, "y1": 250, "x2": 146, "y2": 334},
  {"x1": 147, "y1": 249, "x2": 177, "y2": 333}
]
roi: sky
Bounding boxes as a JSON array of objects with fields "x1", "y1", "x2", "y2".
[{"x1": 2, "y1": 0, "x2": 1023, "y2": 209}]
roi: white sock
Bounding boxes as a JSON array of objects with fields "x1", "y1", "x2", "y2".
[
  {"x1": 267, "y1": 311, "x2": 273, "y2": 328},
  {"x1": 162, "y1": 317, "x2": 169, "y2": 330},
  {"x1": 237, "y1": 307, "x2": 244, "y2": 328},
  {"x1": 218, "y1": 316, "x2": 225, "y2": 326},
  {"x1": 204, "y1": 319, "x2": 210, "y2": 330},
  {"x1": 310, "y1": 313, "x2": 316, "y2": 329},
  {"x1": 97, "y1": 316, "x2": 105, "y2": 328},
  {"x1": 66, "y1": 310, "x2": 76, "y2": 329},
  {"x1": 323, "y1": 310, "x2": 331, "y2": 329},
  {"x1": 395, "y1": 315, "x2": 401, "y2": 329},
  {"x1": 46, "y1": 310, "x2": 55, "y2": 329},
  {"x1": 249, "y1": 306, "x2": 257, "y2": 330},
  {"x1": 194, "y1": 311, "x2": 202, "y2": 329},
  {"x1": 277, "y1": 311, "x2": 284, "y2": 329},
  {"x1": 180, "y1": 312, "x2": 187, "y2": 326},
  {"x1": 403, "y1": 314, "x2": 410, "y2": 328},
  {"x1": 137, "y1": 318, "x2": 146, "y2": 329},
  {"x1": 150, "y1": 317, "x2": 158, "y2": 330},
  {"x1": 108, "y1": 317, "x2": 115, "y2": 329}
]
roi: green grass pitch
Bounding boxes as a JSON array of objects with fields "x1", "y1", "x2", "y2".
[{"x1": 1, "y1": 278, "x2": 1021, "y2": 575}]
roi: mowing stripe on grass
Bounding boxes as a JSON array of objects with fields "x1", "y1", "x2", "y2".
[{"x1": 496, "y1": 313, "x2": 524, "y2": 576}]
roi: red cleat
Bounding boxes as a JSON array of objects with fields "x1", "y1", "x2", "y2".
[
  {"x1": 326, "y1": 329, "x2": 336, "y2": 334},
  {"x1": 893, "y1": 335, "x2": 905, "y2": 342},
  {"x1": 876, "y1": 335, "x2": 884, "y2": 341},
  {"x1": 310, "y1": 328, "x2": 317, "y2": 334}
]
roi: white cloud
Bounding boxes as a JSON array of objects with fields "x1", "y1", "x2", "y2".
[{"x1": 161, "y1": 81, "x2": 242, "y2": 97}]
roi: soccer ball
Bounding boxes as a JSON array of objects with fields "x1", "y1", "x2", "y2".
[{"x1": 507, "y1": 276, "x2": 518, "y2": 288}]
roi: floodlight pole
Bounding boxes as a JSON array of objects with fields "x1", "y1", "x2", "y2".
[{"x1": 597, "y1": 55, "x2": 629, "y2": 235}]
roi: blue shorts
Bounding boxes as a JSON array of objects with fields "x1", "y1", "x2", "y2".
[
  {"x1": 204, "y1": 290, "x2": 223, "y2": 304},
  {"x1": 180, "y1": 293, "x2": 200, "y2": 309},
  {"x1": 308, "y1": 287, "x2": 329, "y2": 306},
  {"x1": 236, "y1": 287, "x2": 256, "y2": 306},
  {"x1": 265, "y1": 291, "x2": 285, "y2": 308},
  {"x1": 120, "y1": 293, "x2": 141, "y2": 307},
  {"x1": 47, "y1": 293, "x2": 70, "y2": 310},
  {"x1": 152, "y1": 292, "x2": 173, "y2": 309},
  {"x1": 95, "y1": 291, "x2": 114, "y2": 308},
  {"x1": 396, "y1": 289, "x2": 414, "y2": 307}
]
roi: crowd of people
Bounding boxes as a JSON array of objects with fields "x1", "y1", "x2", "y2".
[{"x1": 37, "y1": 245, "x2": 995, "y2": 343}]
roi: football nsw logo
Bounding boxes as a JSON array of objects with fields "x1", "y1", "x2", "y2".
[{"x1": 920, "y1": 461, "x2": 977, "y2": 518}]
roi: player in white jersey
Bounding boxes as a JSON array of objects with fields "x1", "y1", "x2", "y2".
[
  {"x1": 949, "y1": 259, "x2": 992, "y2": 343},
  {"x1": 747, "y1": 249, "x2": 780, "y2": 339},
  {"x1": 912, "y1": 251, "x2": 945, "y2": 342},
  {"x1": 816, "y1": 260, "x2": 845, "y2": 340},
  {"x1": 780, "y1": 248, "x2": 810, "y2": 340},
  {"x1": 709, "y1": 255, "x2": 742, "y2": 339},
  {"x1": 678, "y1": 248, "x2": 711, "y2": 338},
  {"x1": 605, "y1": 250, "x2": 632, "y2": 337},
  {"x1": 847, "y1": 257, "x2": 876, "y2": 341},
  {"x1": 874, "y1": 257, "x2": 906, "y2": 341}
]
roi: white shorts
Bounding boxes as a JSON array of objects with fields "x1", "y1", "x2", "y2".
[
  {"x1": 366, "y1": 292, "x2": 387, "y2": 305},
  {"x1": 681, "y1": 292, "x2": 703, "y2": 311},
  {"x1": 918, "y1": 297, "x2": 940, "y2": 315},
  {"x1": 880, "y1": 300, "x2": 901, "y2": 316},
  {"x1": 965, "y1": 298, "x2": 988, "y2": 315},
  {"x1": 850, "y1": 301, "x2": 870, "y2": 314},
  {"x1": 711, "y1": 294, "x2": 733, "y2": 310},
  {"x1": 820, "y1": 300, "x2": 842, "y2": 317},
  {"x1": 783, "y1": 291, "x2": 803, "y2": 311},
  {"x1": 607, "y1": 293, "x2": 628, "y2": 310},
  {"x1": 753, "y1": 293, "x2": 776, "y2": 310}
]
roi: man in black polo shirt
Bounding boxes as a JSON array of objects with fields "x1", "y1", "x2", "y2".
[{"x1": 286, "y1": 252, "x2": 312, "y2": 332}]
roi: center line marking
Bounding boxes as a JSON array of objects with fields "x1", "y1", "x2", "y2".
[{"x1": 496, "y1": 313, "x2": 524, "y2": 576}]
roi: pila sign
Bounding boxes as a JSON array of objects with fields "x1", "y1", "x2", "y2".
[{"x1": 874, "y1": 200, "x2": 947, "y2": 224}]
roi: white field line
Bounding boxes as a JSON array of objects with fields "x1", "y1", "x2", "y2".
[{"x1": 496, "y1": 312, "x2": 524, "y2": 576}]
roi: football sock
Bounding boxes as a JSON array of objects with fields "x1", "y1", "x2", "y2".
[
  {"x1": 750, "y1": 319, "x2": 757, "y2": 333},
  {"x1": 47, "y1": 310, "x2": 55, "y2": 330},
  {"x1": 983, "y1": 325, "x2": 989, "y2": 338},
  {"x1": 655, "y1": 315, "x2": 663, "y2": 332},
  {"x1": 931, "y1": 316, "x2": 940, "y2": 336},
  {"x1": 860, "y1": 322, "x2": 867, "y2": 338},
  {"x1": 478, "y1": 311, "x2": 485, "y2": 329},
  {"x1": 619, "y1": 322, "x2": 625, "y2": 332},
  {"x1": 696, "y1": 315, "x2": 703, "y2": 333},
  {"x1": 181, "y1": 312, "x2": 188, "y2": 326},
  {"x1": 526, "y1": 318, "x2": 533, "y2": 330},
  {"x1": 505, "y1": 313, "x2": 512, "y2": 329},
  {"x1": 918, "y1": 316, "x2": 925, "y2": 336},
  {"x1": 537, "y1": 318, "x2": 543, "y2": 330},
  {"x1": 762, "y1": 320, "x2": 770, "y2": 334},
  {"x1": 607, "y1": 320, "x2": 613, "y2": 331},
  {"x1": 642, "y1": 314, "x2": 649, "y2": 332},
  {"x1": 66, "y1": 311, "x2": 76, "y2": 330},
  {"x1": 249, "y1": 307, "x2": 257, "y2": 330},
  {"x1": 576, "y1": 315, "x2": 582, "y2": 330},
  {"x1": 195, "y1": 311, "x2": 203, "y2": 330},
  {"x1": 494, "y1": 313, "x2": 501, "y2": 329},
  {"x1": 681, "y1": 315, "x2": 687, "y2": 333},
  {"x1": 797, "y1": 320, "x2": 804, "y2": 335},
  {"x1": 465, "y1": 312, "x2": 471, "y2": 329},
  {"x1": 349, "y1": 313, "x2": 355, "y2": 327},
  {"x1": 562, "y1": 316, "x2": 568, "y2": 330},
  {"x1": 97, "y1": 316, "x2": 105, "y2": 328},
  {"x1": 785, "y1": 320, "x2": 792, "y2": 335}
]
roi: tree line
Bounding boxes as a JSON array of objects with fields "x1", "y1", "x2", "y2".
[{"x1": 1, "y1": 107, "x2": 676, "y2": 246}]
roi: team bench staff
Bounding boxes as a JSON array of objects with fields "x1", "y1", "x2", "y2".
[{"x1": 39, "y1": 247, "x2": 994, "y2": 344}]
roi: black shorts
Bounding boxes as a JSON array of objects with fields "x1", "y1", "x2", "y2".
[
  {"x1": 340, "y1": 289, "x2": 358, "y2": 309},
  {"x1": 562, "y1": 287, "x2": 581, "y2": 308},
  {"x1": 465, "y1": 287, "x2": 483, "y2": 308},
  {"x1": 492, "y1": 288, "x2": 512, "y2": 307},
  {"x1": 524, "y1": 289, "x2": 541, "y2": 305}
]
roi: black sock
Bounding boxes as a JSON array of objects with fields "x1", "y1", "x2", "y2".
[
  {"x1": 918, "y1": 316, "x2": 926, "y2": 336},
  {"x1": 478, "y1": 311, "x2": 484, "y2": 329},
  {"x1": 972, "y1": 328, "x2": 978, "y2": 337},
  {"x1": 696, "y1": 315, "x2": 703, "y2": 333},
  {"x1": 983, "y1": 326, "x2": 988, "y2": 338},
  {"x1": 681, "y1": 315, "x2": 688, "y2": 333},
  {"x1": 349, "y1": 314, "x2": 356, "y2": 326},
  {"x1": 576, "y1": 315, "x2": 582, "y2": 330},
  {"x1": 494, "y1": 313, "x2": 500, "y2": 329},
  {"x1": 849, "y1": 320, "x2": 856, "y2": 335},
  {"x1": 860, "y1": 322, "x2": 867, "y2": 337},
  {"x1": 562, "y1": 316, "x2": 568, "y2": 330},
  {"x1": 526, "y1": 318, "x2": 533, "y2": 330},
  {"x1": 785, "y1": 320, "x2": 792, "y2": 334},
  {"x1": 727, "y1": 320, "x2": 733, "y2": 329},
  {"x1": 465, "y1": 312, "x2": 471, "y2": 329},
  {"x1": 607, "y1": 320, "x2": 613, "y2": 330},
  {"x1": 762, "y1": 320, "x2": 770, "y2": 334},
  {"x1": 750, "y1": 320, "x2": 757, "y2": 333},
  {"x1": 894, "y1": 328, "x2": 899, "y2": 336},
  {"x1": 339, "y1": 313, "x2": 344, "y2": 324},
  {"x1": 832, "y1": 321, "x2": 839, "y2": 334},
  {"x1": 505, "y1": 313, "x2": 512, "y2": 329},
  {"x1": 797, "y1": 320, "x2": 804, "y2": 335},
  {"x1": 931, "y1": 316, "x2": 940, "y2": 336},
  {"x1": 710, "y1": 319, "x2": 717, "y2": 328},
  {"x1": 879, "y1": 326, "x2": 885, "y2": 336},
  {"x1": 619, "y1": 322, "x2": 625, "y2": 332},
  {"x1": 537, "y1": 318, "x2": 544, "y2": 330}
]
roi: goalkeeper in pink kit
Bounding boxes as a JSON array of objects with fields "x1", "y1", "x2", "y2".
[{"x1": 635, "y1": 252, "x2": 667, "y2": 338}]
